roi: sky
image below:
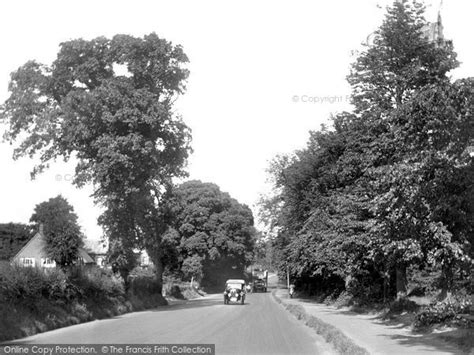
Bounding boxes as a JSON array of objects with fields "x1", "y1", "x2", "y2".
[{"x1": 0, "y1": 0, "x2": 473, "y2": 245}]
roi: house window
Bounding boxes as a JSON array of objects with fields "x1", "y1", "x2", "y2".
[
  {"x1": 20, "y1": 258, "x2": 35, "y2": 267},
  {"x1": 96, "y1": 257, "x2": 105, "y2": 267},
  {"x1": 41, "y1": 258, "x2": 55, "y2": 268}
]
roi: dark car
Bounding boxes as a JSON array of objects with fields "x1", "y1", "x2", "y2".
[
  {"x1": 253, "y1": 279, "x2": 266, "y2": 293},
  {"x1": 223, "y1": 279, "x2": 246, "y2": 305}
]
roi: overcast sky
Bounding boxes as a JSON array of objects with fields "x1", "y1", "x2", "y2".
[{"x1": 0, "y1": 0, "x2": 473, "y2": 244}]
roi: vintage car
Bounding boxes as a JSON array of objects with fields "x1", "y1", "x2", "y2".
[
  {"x1": 223, "y1": 279, "x2": 246, "y2": 305},
  {"x1": 253, "y1": 278, "x2": 267, "y2": 293}
]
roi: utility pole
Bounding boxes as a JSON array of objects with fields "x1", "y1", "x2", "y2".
[{"x1": 286, "y1": 264, "x2": 290, "y2": 289}]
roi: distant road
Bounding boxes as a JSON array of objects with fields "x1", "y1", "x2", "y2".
[{"x1": 11, "y1": 276, "x2": 330, "y2": 354}]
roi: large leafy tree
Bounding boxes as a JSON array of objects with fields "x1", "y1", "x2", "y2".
[
  {"x1": 162, "y1": 180, "x2": 256, "y2": 287},
  {"x1": 339, "y1": 0, "x2": 467, "y2": 298},
  {"x1": 261, "y1": 124, "x2": 373, "y2": 296},
  {"x1": 347, "y1": 0, "x2": 470, "y2": 297},
  {"x1": 263, "y1": 0, "x2": 473, "y2": 301},
  {"x1": 30, "y1": 195, "x2": 83, "y2": 268},
  {"x1": 1, "y1": 33, "x2": 192, "y2": 292},
  {"x1": 370, "y1": 79, "x2": 474, "y2": 297}
]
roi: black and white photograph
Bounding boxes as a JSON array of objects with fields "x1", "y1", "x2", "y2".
[{"x1": 0, "y1": 1, "x2": 473, "y2": 354}]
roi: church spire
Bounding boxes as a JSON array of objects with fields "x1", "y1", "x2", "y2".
[{"x1": 422, "y1": 0, "x2": 444, "y2": 45}]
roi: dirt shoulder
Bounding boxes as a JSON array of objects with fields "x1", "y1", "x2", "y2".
[{"x1": 273, "y1": 289, "x2": 471, "y2": 355}]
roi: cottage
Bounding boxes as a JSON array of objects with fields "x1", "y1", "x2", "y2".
[
  {"x1": 85, "y1": 240, "x2": 109, "y2": 268},
  {"x1": 11, "y1": 226, "x2": 94, "y2": 268}
]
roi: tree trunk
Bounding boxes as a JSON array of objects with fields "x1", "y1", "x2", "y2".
[
  {"x1": 382, "y1": 268, "x2": 390, "y2": 303},
  {"x1": 152, "y1": 255, "x2": 168, "y2": 305},
  {"x1": 120, "y1": 268, "x2": 130, "y2": 291},
  {"x1": 154, "y1": 257, "x2": 164, "y2": 294},
  {"x1": 344, "y1": 275, "x2": 353, "y2": 289},
  {"x1": 438, "y1": 264, "x2": 453, "y2": 301},
  {"x1": 395, "y1": 264, "x2": 407, "y2": 299}
]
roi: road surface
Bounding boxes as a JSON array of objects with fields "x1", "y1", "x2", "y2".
[{"x1": 10, "y1": 288, "x2": 331, "y2": 354}]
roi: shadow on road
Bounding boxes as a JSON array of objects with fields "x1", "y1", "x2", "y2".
[
  {"x1": 385, "y1": 331, "x2": 467, "y2": 354},
  {"x1": 146, "y1": 295, "x2": 252, "y2": 313}
]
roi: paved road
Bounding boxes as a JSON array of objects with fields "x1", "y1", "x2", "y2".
[{"x1": 11, "y1": 289, "x2": 330, "y2": 354}]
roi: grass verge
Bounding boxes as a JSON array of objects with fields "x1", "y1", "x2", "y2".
[{"x1": 272, "y1": 290, "x2": 370, "y2": 355}]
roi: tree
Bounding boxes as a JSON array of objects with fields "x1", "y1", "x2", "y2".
[
  {"x1": 1, "y1": 33, "x2": 192, "y2": 294},
  {"x1": 262, "y1": 0, "x2": 473, "y2": 302},
  {"x1": 162, "y1": 180, "x2": 256, "y2": 287},
  {"x1": 30, "y1": 195, "x2": 83, "y2": 268},
  {"x1": 181, "y1": 255, "x2": 204, "y2": 283},
  {"x1": 261, "y1": 124, "x2": 373, "y2": 297},
  {"x1": 348, "y1": 0, "x2": 458, "y2": 114},
  {"x1": 0, "y1": 223, "x2": 34, "y2": 260},
  {"x1": 252, "y1": 232, "x2": 276, "y2": 271},
  {"x1": 373, "y1": 79, "x2": 474, "y2": 298},
  {"x1": 346, "y1": 0, "x2": 462, "y2": 298},
  {"x1": 107, "y1": 238, "x2": 137, "y2": 282}
]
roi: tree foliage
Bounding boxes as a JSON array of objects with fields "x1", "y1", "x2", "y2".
[
  {"x1": 261, "y1": 1, "x2": 473, "y2": 301},
  {"x1": 1, "y1": 33, "x2": 192, "y2": 288},
  {"x1": 0, "y1": 223, "x2": 34, "y2": 260},
  {"x1": 30, "y1": 195, "x2": 83, "y2": 268},
  {"x1": 162, "y1": 180, "x2": 256, "y2": 286}
]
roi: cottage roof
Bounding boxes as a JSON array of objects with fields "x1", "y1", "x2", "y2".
[
  {"x1": 11, "y1": 231, "x2": 42, "y2": 262},
  {"x1": 12, "y1": 228, "x2": 94, "y2": 264},
  {"x1": 77, "y1": 248, "x2": 94, "y2": 264}
]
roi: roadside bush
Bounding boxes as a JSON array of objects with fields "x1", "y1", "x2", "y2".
[
  {"x1": 43, "y1": 269, "x2": 79, "y2": 302},
  {"x1": 414, "y1": 296, "x2": 473, "y2": 329},
  {"x1": 130, "y1": 265, "x2": 156, "y2": 278},
  {"x1": 296, "y1": 274, "x2": 345, "y2": 301},
  {"x1": 324, "y1": 291, "x2": 342, "y2": 306},
  {"x1": 346, "y1": 268, "x2": 385, "y2": 304},
  {"x1": 129, "y1": 269, "x2": 160, "y2": 297},
  {"x1": 162, "y1": 273, "x2": 205, "y2": 299},
  {"x1": 127, "y1": 266, "x2": 167, "y2": 309},
  {"x1": 0, "y1": 263, "x2": 125, "y2": 308},
  {"x1": 70, "y1": 267, "x2": 124, "y2": 299},
  {"x1": 0, "y1": 263, "x2": 168, "y2": 342},
  {"x1": 407, "y1": 267, "x2": 440, "y2": 297},
  {"x1": 0, "y1": 264, "x2": 50, "y2": 308},
  {"x1": 0, "y1": 264, "x2": 84, "y2": 306},
  {"x1": 388, "y1": 298, "x2": 420, "y2": 314},
  {"x1": 333, "y1": 290, "x2": 353, "y2": 308},
  {"x1": 166, "y1": 285, "x2": 185, "y2": 299}
]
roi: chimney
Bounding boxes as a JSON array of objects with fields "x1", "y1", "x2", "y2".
[{"x1": 39, "y1": 223, "x2": 44, "y2": 235}]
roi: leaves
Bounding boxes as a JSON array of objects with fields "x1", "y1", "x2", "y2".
[
  {"x1": 30, "y1": 195, "x2": 83, "y2": 268},
  {"x1": 262, "y1": 0, "x2": 473, "y2": 300},
  {"x1": 1, "y1": 33, "x2": 193, "y2": 285},
  {"x1": 162, "y1": 180, "x2": 256, "y2": 284}
]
